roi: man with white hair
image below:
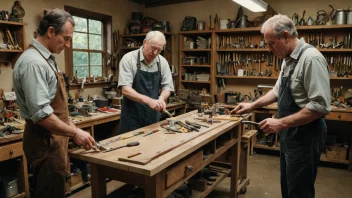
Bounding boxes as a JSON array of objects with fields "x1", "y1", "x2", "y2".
[
  {"x1": 232, "y1": 14, "x2": 330, "y2": 197},
  {"x1": 118, "y1": 31, "x2": 174, "y2": 133}
]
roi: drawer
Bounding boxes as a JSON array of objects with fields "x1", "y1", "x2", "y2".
[
  {"x1": 165, "y1": 150, "x2": 203, "y2": 188},
  {"x1": 0, "y1": 142, "x2": 23, "y2": 162},
  {"x1": 325, "y1": 112, "x2": 352, "y2": 121}
]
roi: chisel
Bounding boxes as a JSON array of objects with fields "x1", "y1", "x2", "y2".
[{"x1": 103, "y1": 141, "x2": 140, "y2": 153}]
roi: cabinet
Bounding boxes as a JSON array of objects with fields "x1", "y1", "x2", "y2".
[
  {"x1": 0, "y1": 20, "x2": 26, "y2": 67},
  {"x1": 0, "y1": 135, "x2": 30, "y2": 198}
]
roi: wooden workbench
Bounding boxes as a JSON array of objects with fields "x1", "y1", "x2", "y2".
[
  {"x1": 70, "y1": 111, "x2": 244, "y2": 198},
  {"x1": 221, "y1": 103, "x2": 352, "y2": 170}
]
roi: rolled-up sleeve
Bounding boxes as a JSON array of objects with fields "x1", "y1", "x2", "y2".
[
  {"x1": 304, "y1": 56, "x2": 331, "y2": 114},
  {"x1": 160, "y1": 57, "x2": 174, "y2": 92},
  {"x1": 20, "y1": 61, "x2": 54, "y2": 123}
]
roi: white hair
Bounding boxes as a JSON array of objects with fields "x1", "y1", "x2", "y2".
[
  {"x1": 261, "y1": 14, "x2": 298, "y2": 39},
  {"x1": 144, "y1": 31, "x2": 166, "y2": 44}
]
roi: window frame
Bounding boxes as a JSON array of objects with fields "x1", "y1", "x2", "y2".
[{"x1": 64, "y1": 5, "x2": 112, "y2": 79}]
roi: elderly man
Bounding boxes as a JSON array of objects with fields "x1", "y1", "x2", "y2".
[
  {"x1": 233, "y1": 14, "x2": 330, "y2": 198},
  {"x1": 118, "y1": 31, "x2": 174, "y2": 134},
  {"x1": 13, "y1": 8, "x2": 95, "y2": 198}
]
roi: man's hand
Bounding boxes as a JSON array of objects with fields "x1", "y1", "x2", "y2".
[
  {"x1": 231, "y1": 102, "x2": 254, "y2": 114},
  {"x1": 72, "y1": 128, "x2": 95, "y2": 150},
  {"x1": 146, "y1": 98, "x2": 164, "y2": 112},
  {"x1": 259, "y1": 118, "x2": 287, "y2": 134}
]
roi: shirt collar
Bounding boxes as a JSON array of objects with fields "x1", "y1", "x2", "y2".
[
  {"x1": 287, "y1": 37, "x2": 306, "y2": 61},
  {"x1": 31, "y1": 39, "x2": 53, "y2": 60}
]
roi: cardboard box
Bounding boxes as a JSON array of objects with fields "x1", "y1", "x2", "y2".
[{"x1": 326, "y1": 144, "x2": 348, "y2": 160}]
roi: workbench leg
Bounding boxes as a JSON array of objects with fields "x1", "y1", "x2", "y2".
[
  {"x1": 90, "y1": 163, "x2": 106, "y2": 198},
  {"x1": 230, "y1": 126, "x2": 241, "y2": 197},
  {"x1": 144, "y1": 172, "x2": 164, "y2": 198},
  {"x1": 349, "y1": 145, "x2": 352, "y2": 171}
]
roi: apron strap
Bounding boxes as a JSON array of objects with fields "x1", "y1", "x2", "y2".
[
  {"x1": 29, "y1": 44, "x2": 58, "y2": 74},
  {"x1": 289, "y1": 44, "x2": 314, "y2": 76}
]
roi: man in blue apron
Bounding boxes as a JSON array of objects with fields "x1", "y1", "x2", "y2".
[
  {"x1": 13, "y1": 9, "x2": 95, "y2": 198},
  {"x1": 233, "y1": 14, "x2": 330, "y2": 198},
  {"x1": 118, "y1": 31, "x2": 174, "y2": 134}
]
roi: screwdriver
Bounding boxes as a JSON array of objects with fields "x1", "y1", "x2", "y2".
[{"x1": 103, "y1": 141, "x2": 140, "y2": 153}]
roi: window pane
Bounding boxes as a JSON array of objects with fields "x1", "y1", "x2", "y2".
[
  {"x1": 73, "y1": 66, "x2": 89, "y2": 78},
  {"x1": 73, "y1": 32, "x2": 88, "y2": 49},
  {"x1": 73, "y1": 51, "x2": 88, "y2": 66},
  {"x1": 91, "y1": 66, "x2": 102, "y2": 77},
  {"x1": 89, "y1": 34, "x2": 102, "y2": 50},
  {"x1": 90, "y1": 52, "x2": 102, "y2": 65},
  {"x1": 73, "y1": 16, "x2": 87, "y2": 32},
  {"x1": 89, "y1": 19, "x2": 102, "y2": 34}
]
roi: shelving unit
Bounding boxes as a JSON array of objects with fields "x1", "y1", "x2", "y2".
[{"x1": 0, "y1": 21, "x2": 26, "y2": 67}]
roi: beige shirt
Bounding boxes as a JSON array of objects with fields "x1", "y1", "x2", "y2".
[{"x1": 273, "y1": 38, "x2": 331, "y2": 114}]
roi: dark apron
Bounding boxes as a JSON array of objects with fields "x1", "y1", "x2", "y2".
[
  {"x1": 23, "y1": 45, "x2": 70, "y2": 198},
  {"x1": 119, "y1": 50, "x2": 161, "y2": 134},
  {"x1": 278, "y1": 45, "x2": 327, "y2": 198}
]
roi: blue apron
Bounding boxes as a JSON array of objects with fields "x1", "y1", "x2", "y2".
[
  {"x1": 119, "y1": 50, "x2": 161, "y2": 134},
  {"x1": 278, "y1": 45, "x2": 327, "y2": 198}
]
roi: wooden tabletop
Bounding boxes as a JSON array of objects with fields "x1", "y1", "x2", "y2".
[
  {"x1": 220, "y1": 103, "x2": 352, "y2": 113},
  {"x1": 70, "y1": 111, "x2": 241, "y2": 176}
]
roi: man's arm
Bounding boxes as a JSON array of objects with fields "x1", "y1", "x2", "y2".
[
  {"x1": 38, "y1": 114, "x2": 95, "y2": 150},
  {"x1": 233, "y1": 90, "x2": 278, "y2": 114},
  {"x1": 121, "y1": 86, "x2": 164, "y2": 111},
  {"x1": 259, "y1": 108, "x2": 324, "y2": 134}
]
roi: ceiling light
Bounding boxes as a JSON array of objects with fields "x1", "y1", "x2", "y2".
[{"x1": 233, "y1": 0, "x2": 268, "y2": 12}]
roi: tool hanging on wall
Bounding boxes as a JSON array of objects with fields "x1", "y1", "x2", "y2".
[{"x1": 109, "y1": 30, "x2": 119, "y2": 73}]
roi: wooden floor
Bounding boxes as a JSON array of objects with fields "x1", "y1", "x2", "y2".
[{"x1": 67, "y1": 152, "x2": 352, "y2": 198}]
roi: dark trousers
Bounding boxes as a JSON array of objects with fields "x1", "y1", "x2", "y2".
[{"x1": 280, "y1": 139, "x2": 321, "y2": 198}]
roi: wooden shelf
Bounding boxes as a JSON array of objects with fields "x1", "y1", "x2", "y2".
[
  {"x1": 121, "y1": 32, "x2": 171, "y2": 37},
  {"x1": 0, "y1": 21, "x2": 26, "y2": 26},
  {"x1": 190, "y1": 167, "x2": 231, "y2": 198},
  {"x1": 70, "y1": 81, "x2": 110, "y2": 90},
  {"x1": 12, "y1": 192, "x2": 26, "y2": 198},
  {"x1": 181, "y1": 49, "x2": 211, "y2": 52},
  {"x1": 181, "y1": 64, "x2": 211, "y2": 67},
  {"x1": 180, "y1": 80, "x2": 210, "y2": 84},
  {"x1": 179, "y1": 30, "x2": 213, "y2": 35},
  {"x1": 121, "y1": 47, "x2": 139, "y2": 50},
  {"x1": 330, "y1": 77, "x2": 352, "y2": 80},
  {"x1": 0, "y1": 49, "x2": 23, "y2": 52},
  {"x1": 216, "y1": 48, "x2": 268, "y2": 52},
  {"x1": 319, "y1": 49, "x2": 352, "y2": 52},
  {"x1": 215, "y1": 75, "x2": 278, "y2": 80},
  {"x1": 320, "y1": 153, "x2": 349, "y2": 164},
  {"x1": 254, "y1": 144, "x2": 280, "y2": 151},
  {"x1": 214, "y1": 27, "x2": 261, "y2": 33}
]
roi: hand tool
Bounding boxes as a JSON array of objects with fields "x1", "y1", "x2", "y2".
[
  {"x1": 178, "y1": 120, "x2": 199, "y2": 132},
  {"x1": 241, "y1": 121, "x2": 259, "y2": 125},
  {"x1": 143, "y1": 128, "x2": 159, "y2": 137},
  {"x1": 103, "y1": 141, "x2": 140, "y2": 153},
  {"x1": 164, "y1": 109, "x2": 173, "y2": 117},
  {"x1": 92, "y1": 142, "x2": 108, "y2": 151},
  {"x1": 185, "y1": 120, "x2": 201, "y2": 129},
  {"x1": 165, "y1": 126, "x2": 183, "y2": 133},
  {"x1": 164, "y1": 132, "x2": 176, "y2": 134},
  {"x1": 121, "y1": 131, "x2": 144, "y2": 140},
  {"x1": 128, "y1": 152, "x2": 142, "y2": 158}
]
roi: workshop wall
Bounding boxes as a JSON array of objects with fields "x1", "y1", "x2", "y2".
[
  {"x1": 0, "y1": 0, "x2": 143, "y2": 98},
  {"x1": 143, "y1": 0, "x2": 351, "y2": 98}
]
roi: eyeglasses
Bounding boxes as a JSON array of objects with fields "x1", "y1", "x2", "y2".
[{"x1": 149, "y1": 43, "x2": 163, "y2": 53}]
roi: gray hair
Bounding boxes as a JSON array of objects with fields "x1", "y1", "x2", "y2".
[
  {"x1": 261, "y1": 14, "x2": 298, "y2": 38},
  {"x1": 144, "y1": 31, "x2": 166, "y2": 44},
  {"x1": 37, "y1": 8, "x2": 75, "y2": 36}
]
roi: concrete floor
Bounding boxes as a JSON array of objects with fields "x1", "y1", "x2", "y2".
[{"x1": 68, "y1": 153, "x2": 352, "y2": 198}]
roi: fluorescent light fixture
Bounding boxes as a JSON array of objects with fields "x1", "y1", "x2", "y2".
[{"x1": 233, "y1": 0, "x2": 268, "y2": 12}]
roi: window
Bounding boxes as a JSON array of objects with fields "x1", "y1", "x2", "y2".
[
  {"x1": 64, "y1": 6, "x2": 112, "y2": 79},
  {"x1": 72, "y1": 16, "x2": 103, "y2": 78}
]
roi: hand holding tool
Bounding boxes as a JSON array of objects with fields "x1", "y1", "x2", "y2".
[
  {"x1": 103, "y1": 141, "x2": 140, "y2": 153},
  {"x1": 92, "y1": 142, "x2": 108, "y2": 151},
  {"x1": 164, "y1": 109, "x2": 173, "y2": 117}
]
